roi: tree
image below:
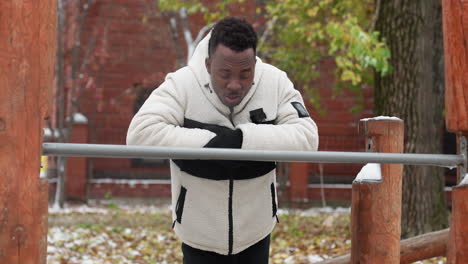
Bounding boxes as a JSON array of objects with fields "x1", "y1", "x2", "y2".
[
  {"x1": 52, "y1": 0, "x2": 112, "y2": 208},
  {"x1": 156, "y1": 0, "x2": 391, "y2": 111},
  {"x1": 374, "y1": 0, "x2": 448, "y2": 237}
]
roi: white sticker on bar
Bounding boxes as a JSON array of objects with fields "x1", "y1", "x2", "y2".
[
  {"x1": 354, "y1": 163, "x2": 382, "y2": 182},
  {"x1": 360, "y1": 116, "x2": 402, "y2": 122}
]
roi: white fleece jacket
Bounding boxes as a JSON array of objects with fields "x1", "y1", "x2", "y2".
[{"x1": 127, "y1": 33, "x2": 319, "y2": 255}]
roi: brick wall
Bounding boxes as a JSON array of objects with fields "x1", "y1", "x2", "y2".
[
  {"x1": 75, "y1": 0, "x2": 258, "y2": 172},
  {"x1": 308, "y1": 58, "x2": 373, "y2": 184},
  {"x1": 61, "y1": 0, "x2": 373, "y2": 200}
]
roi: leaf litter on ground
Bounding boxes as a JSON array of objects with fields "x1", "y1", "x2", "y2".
[{"x1": 47, "y1": 203, "x2": 446, "y2": 264}]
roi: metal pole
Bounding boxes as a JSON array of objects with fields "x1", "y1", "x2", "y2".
[{"x1": 42, "y1": 143, "x2": 465, "y2": 168}]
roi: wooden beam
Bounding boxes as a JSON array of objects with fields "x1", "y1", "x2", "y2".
[
  {"x1": 0, "y1": 0, "x2": 56, "y2": 263},
  {"x1": 400, "y1": 228, "x2": 449, "y2": 263},
  {"x1": 316, "y1": 228, "x2": 449, "y2": 264}
]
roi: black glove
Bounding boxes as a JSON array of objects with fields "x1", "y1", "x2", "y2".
[
  {"x1": 202, "y1": 127, "x2": 276, "y2": 179},
  {"x1": 204, "y1": 127, "x2": 243, "y2": 149},
  {"x1": 173, "y1": 119, "x2": 275, "y2": 180}
]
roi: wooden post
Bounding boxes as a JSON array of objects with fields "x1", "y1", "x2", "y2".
[
  {"x1": 442, "y1": 0, "x2": 468, "y2": 136},
  {"x1": 65, "y1": 114, "x2": 89, "y2": 201},
  {"x1": 447, "y1": 178, "x2": 468, "y2": 263},
  {"x1": 351, "y1": 118, "x2": 404, "y2": 264},
  {"x1": 442, "y1": 1, "x2": 468, "y2": 263},
  {"x1": 0, "y1": 1, "x2": 56, "y2": 263},
  {"x1": 289, "y1": 162, "x2": 309, "y2": 205}
]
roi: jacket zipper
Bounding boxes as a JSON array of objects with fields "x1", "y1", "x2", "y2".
[
  {"x1": 228, "y1": 108, "x2": 235, "y2": 127},
  {"x1": 228, "y1": 177, "x2": 234, "y2": 255},
  {"x1": 227, "y1": 108, "x2": 235, "y2": 255}
]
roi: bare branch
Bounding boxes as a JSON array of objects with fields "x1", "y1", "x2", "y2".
[
  {"x1": 369, "y1": 0, "x2": 381, "y2": 32},
  {"x1": 179, "y1": 8, "x2": 193, "y2": 44},
  {"x1": 257, "y1": 17, "x2": 277, "y2": 53},
  {"x1": 179, "y1": 7, "x2": 195, "y2": 62},
  {"x1": 78, "y1": 35, "x2": 97, "y2": 75},
  {"x1": 167, "y1": 14, "x2": 185, "y2": 67},
  {"x1": 193, "y1": 23, "x2": 214, "y2": 46}
]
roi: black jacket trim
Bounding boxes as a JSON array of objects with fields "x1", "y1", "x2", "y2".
[
  {"x1": 270, "y1": 183, "x2": 278, "y2": 218},
  {"x1": 173, "y1": 118, "x2": 276, "y2": 180},
  {"x1": 256, "y1": 120, "x2": 276, "y2": 125},
  {"x1": 175, "y1": 186, "x2": 187, "y2": 225},
  {"x1": 228, "y1": 178, "x2": 234, "y2": 255}
]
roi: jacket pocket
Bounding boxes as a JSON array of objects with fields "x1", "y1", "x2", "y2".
[
  {"x1": 175, "y1": 186, "x2": 187, "y2": 224},
  {"x1": 270, "y1": 183, "x2": 277, "y2": 218}
]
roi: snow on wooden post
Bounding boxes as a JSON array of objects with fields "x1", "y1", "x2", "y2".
[
  {"x1": 351, "y1": 117, "x2": 404, "y2": 264},
  {"x1": 0, "y1": 0, "x2": 56, "y2": 263}
]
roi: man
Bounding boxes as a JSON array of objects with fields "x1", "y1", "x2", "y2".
[{"x1": 127, "y1": 17, "x2": 318, "y2": 264}]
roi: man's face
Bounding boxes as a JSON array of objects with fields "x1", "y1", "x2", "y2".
[{"x1": 205, "y1": 44, "x2": 256, "y2": 108}]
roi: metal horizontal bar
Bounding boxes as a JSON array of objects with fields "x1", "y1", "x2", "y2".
[{"x1": 42, "y1": 143, "x2": 465, "y2": 168}]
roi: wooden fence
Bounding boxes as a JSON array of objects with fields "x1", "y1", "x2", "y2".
[{"x1": 1, "y1": 0, "x2": 467, "y2": 263}]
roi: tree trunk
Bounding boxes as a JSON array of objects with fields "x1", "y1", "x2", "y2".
[{"x1": 374, "y1": 0, "x2": 448, "y2": 238}]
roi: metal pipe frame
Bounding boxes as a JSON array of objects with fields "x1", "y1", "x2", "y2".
[{"x1": 42, "y1": 143, "x2": 466, "y2": 168}]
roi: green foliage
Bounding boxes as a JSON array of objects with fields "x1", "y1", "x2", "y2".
[
  {"x1": 158, "y1": 0, "x2": 240, "y2": 24},
  {"x1": 156, "y1": 0, "x2": 392, "y2": 112},
  {"x1": 264, "y1": 0, "x2": 391, "y2": 110}
]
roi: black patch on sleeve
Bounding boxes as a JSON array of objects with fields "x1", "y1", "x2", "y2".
[{"x1": 291, "y1": 102, "x2": 310, "y2": 118}]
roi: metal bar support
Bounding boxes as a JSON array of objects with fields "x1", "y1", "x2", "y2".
[
  {"x1": 460, "y1": 136, "x2": 467, "y2": 182},
  {"x1": 42, "y1": 143, "x2": 466, "y2": 168}
]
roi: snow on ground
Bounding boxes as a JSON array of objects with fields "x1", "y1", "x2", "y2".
[
  {"x1": 47, "y1": 202, "x2": 445, "y2": 264},
  {"x1": 49, "y1": 205, "x2": 110, "y2": 215},
  {"x1": 278, "y1": 207, "x2": 351, "y2": 217},
  {"x1": 49, "y1": 201, "x2": 172, "y2": 215},
  {"x1": 51, "y1": 202, "x2": 347, "y2": 217}
]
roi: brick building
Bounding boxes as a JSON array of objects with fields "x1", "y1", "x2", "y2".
[{"x1": 49, "y1": 0, "x2": 384, "y2": 204}]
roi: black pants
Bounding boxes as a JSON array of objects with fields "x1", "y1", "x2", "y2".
[{"x1": 182, "y1": 235, "x2": 270, "y2": 264}]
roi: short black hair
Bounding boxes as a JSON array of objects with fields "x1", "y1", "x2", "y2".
[{"x1": 208, "y1": 17, "x2": 258, "y2": 57}]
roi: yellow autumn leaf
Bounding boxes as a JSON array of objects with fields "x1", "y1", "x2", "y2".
[
  {"x1": 341, "y1": 69, "x2": 355, "y2": 82},
  {"x1": 307, "y1": 7, "x2": 319, "y2": 17}
]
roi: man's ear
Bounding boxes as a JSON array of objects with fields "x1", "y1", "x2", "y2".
[{"x1": 205, "y1": 58, "x2": 211, "y2": 75}]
